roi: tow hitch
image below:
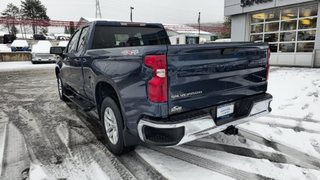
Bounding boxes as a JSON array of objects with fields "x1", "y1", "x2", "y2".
[{"x1": 223, "y1": 126, "x2": 239, "y2": 135}]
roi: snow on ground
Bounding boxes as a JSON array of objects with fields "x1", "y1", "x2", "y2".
[
  {"x1": 267, "y1": 68, "x2": 320, "y2": 120},
  {"x1": 0, "y1": 61, "x2": 55, "y2": 72},
  {"x1": 239, "y1": 67, "x2": 320, "y2": 161},
  {"x1": 177, "y1": 146, "x2": 320, "y2": 180},
  {"x1": 136, "y1": 147, "x2": 234, "y2": 180},
  {"x1": 1, "y1": 66, "x2": 320, "y2": 180}
]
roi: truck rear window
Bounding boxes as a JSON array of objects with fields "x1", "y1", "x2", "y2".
[{"x1": 91, "y1": 25, "x2": 169, "y2": 49}]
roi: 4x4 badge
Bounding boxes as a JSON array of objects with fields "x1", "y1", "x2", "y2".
[{"x1": 171, "y1": 106, "x2": 182, "y2": 113}]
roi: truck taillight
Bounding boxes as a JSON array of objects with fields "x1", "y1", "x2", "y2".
[
  {"x1": 144, "y1": 55, "x2": 168, "y2": 103},
  {"x1": 266, "y1": 48, "x2": 271, "y2": 80}
]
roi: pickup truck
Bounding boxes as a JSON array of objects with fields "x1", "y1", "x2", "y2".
[{"x1": 50, "y1": 20, "x2": 272, "y2": 155}]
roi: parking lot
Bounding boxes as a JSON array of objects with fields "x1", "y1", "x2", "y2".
[{"x1": 0, "y1": 63, "x2": 319, "y2": 180}]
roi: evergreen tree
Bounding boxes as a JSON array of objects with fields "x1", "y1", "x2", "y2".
[
  {"x1": 1, "y1": 3, "x2": 20, "y2": 34},
  {"x1": 21, "y1": 0, "x2": 50, "y2": 35}
]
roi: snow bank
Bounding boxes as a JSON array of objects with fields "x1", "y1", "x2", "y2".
[
  {"x1": 0, "y1": 61, "x2": 54, "y2": 72},
  {"x1": 0, "y1": 44, "x2": 11, "y2": 52}
]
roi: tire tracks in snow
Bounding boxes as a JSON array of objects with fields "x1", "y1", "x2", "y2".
[
  {"x1": 69, "y1": 107, "x2": 166, "y2": 180},
  {"x1": 118, "y1": 150, "x2": 167, "y2": 180},
  {"x1": 1, "y1": 123, "x2": 30, "y2": 180},
  {"x1": 147, "y1": 146, "x2": 273, "y2": 180},
  {"x1": 238, "y1": 128, "x2": 320, "y2": 170},
  {"x1": 251, "y1": 120, "x2": 320, "y2": 135},
  {"x1": 55, "y1": 113, "x2": 137, "y2": 180},
  {"x1": 185, "y1": 140, "x2": 318, "y2": 170},
  {"x1": 267, "y1": 114, "x2": 320, "y2": 124}
]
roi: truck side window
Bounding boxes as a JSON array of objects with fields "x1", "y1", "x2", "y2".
[
  {"x1": 77, "y1": 26, "x2": 89, "y2": 52},
  {"x1": 67, "y1": 30, "x2": 81, "y2": 53}
]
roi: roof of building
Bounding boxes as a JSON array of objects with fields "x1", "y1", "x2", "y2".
[{"x1": 163, "y1": 24, "x2": 212, "y2": 35}]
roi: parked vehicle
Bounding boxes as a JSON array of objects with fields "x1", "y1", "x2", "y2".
[
  {"x1": 58, "y1": 41, "x2": 68, "y2": 47},
  {"x1": 31, "y1": 40, "x2": 55, "y2": 64},
  {"x1": 3, "y1": 34, "x2": 16, "y2": 44},
  {"x1": 51, "y1": 20, "x2": 273, "y2": 155},
  {"x1": 11, "y1": 40, "x2": 30, "y2": 52},
  {"x1": 215, "y1": 38, "x2": 231, "y2": 42},
  {"x1": 33, "y1": 34, "x2": 46, "y2": 40}
]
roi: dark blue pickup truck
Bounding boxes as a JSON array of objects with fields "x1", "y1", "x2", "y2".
[{"x1": 51, "y1": 20, "x2": 272, "y2": 154}]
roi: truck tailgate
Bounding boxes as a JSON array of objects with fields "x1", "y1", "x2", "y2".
[{"x1": 167, "y1": 42, "x2": 269, "y2": 115}]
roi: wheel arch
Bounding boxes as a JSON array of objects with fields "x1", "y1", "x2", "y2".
[
  {"x1": 95, "y1": 81, "x2": 124, "y2": 120},
  {"x1": 55, "y1": 66, "x2": 60, "y2": 78},
  {"x1": 95, "y1": 80, "x2": 140, "y2": 147}
]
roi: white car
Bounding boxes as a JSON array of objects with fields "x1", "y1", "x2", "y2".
[
  {"x1": 215, "y1": 38, "x2": 231, "y2": 42},
  {"x1": 58, "y1": 41, "x2": 68, "y2": 47},
  {"x1": 31, "y1": 40, "x2": 55, "y2": 64},
  {"x1": 11, "y1": 40, "x2": 30, "y2": 51}
]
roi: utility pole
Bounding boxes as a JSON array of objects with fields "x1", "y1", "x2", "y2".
[
  {"x1": 198, "y1": 12, "x2": 201, "y2": 38},
  {"x1": 130, "y1": 7, "x2": 134, "y2": 22},
  {"x1": 96, "y1": 0, "x2": 102, "y2": 18}
]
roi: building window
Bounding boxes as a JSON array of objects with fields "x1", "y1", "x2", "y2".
[
  {"x1": 282, "y1": 8, "x2": 298, "y2": 20},
  {"x1": 299, "y1": 17, "x2": 317, "y2": 29},
  {"x1": 250, "y1": 4, "x2": 318, "y2": 53}
]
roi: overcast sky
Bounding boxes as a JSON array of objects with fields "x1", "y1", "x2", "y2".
[{"x1": 0, "y1": 0, "x2": 225, "y2": 24}]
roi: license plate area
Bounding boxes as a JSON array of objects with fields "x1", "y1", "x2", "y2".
[{"x1": 216, "y1": 103, "x2": 234, "y2": 120}]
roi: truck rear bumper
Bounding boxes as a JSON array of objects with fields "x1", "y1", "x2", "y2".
[{"x1": 137, "y1": 94, "x2": 272, "y2": 146}]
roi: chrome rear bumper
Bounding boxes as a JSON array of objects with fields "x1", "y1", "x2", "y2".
[{"x1": 138, "y1": 98, "x2": 272, "y2": 146}]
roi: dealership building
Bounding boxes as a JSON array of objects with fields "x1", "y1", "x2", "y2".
[{"x1": 225, "y1": 0, "x2": 320, "y2": 67}]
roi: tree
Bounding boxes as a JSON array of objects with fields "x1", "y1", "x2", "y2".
[
  {"x1": 69, "y1": 21, "x2": 75, "y2": 34},
  {"x1": 221, "y1": 16, "x2": 231, "y2": 38},
  {"x1": 1, "y1": 3, "x2": 20, "y2": 34},
  {"x1": 11, "y1": 25, "x2": 18, "y2": 35},
  {"x1": 64, "y1": 26, "x2": 70, "y2": 34},
  {"x1": 21, "y1": 0, "x2": 50, "y2": 35}
]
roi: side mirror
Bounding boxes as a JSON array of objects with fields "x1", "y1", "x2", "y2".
[{"x1": 50, "y1": 47, "x2": 64, "y2": 55}]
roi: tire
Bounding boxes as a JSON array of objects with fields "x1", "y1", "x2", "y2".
[
  {"x1": 100, "y1": 97, "x2": 134, "y2": 155},
  {"x1": 57, "y1": 75, "x2": 68, "y2": 102}
]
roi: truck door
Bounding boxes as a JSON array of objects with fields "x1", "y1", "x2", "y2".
[{"x1": 61, "y1": 29, "x2": 86, "y2": 96}]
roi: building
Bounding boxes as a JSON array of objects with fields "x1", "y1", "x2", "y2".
[
  {"x1": 188, "y1": 23, "x2": 231, "y2": 38},
  {"x1": 225, "y1": 0, "x2": 320, "y2": 67},
  {"x1": 164, "y1": 24, "x2": 216, "y2": 44}
]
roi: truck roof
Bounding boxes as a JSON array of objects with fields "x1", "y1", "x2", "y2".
[{"x1": 79, "y1": 17, "x2": 164, "y2": 29}]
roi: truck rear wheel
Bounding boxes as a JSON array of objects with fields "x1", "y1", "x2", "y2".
[{"x1": 100, "y1": 97, "x2": 134, "y2": 155}]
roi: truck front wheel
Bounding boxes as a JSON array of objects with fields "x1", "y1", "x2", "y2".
[
  {"x1": 100, "y1": 97, "x2": 133, "y2": 155},
  {"x1": 57, "y1": 75, "x2": 68, "y2": 102}
]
